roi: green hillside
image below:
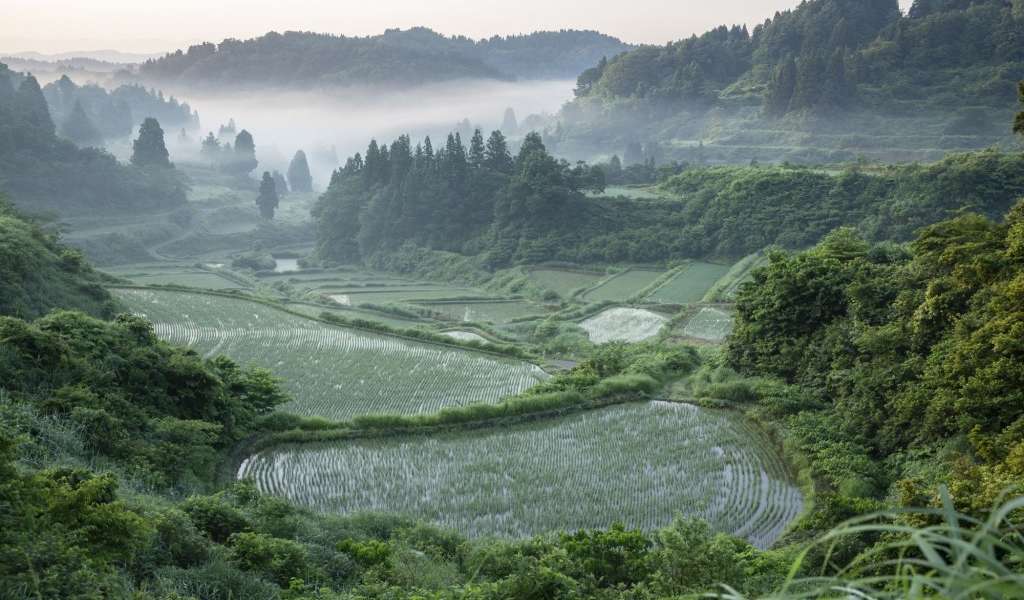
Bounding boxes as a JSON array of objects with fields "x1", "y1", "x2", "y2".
[{"x1": 553, "y1": 0, "x2": 1024, "y2": 163}]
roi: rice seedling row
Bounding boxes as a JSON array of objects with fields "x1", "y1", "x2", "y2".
[
  {"x1": 238, "y1": 402, "x2": 802, "y2": 548},
  {"x1": 121, "y1": 271, "x2": 248, "y2": 290},
  {"x1": 583, "y1": 269, "x2": 666, "y2": 302},
  {"x1": 581, "y1": 308, "x2": 668, "y2": 343},
  {"x1": 418, "y1": 301, "x2": 547, "y2": 324},
  {"x1": 646, "y1": 262, "x2": 733, "y2": 304},
  {"x1": 527, "y1": 268, "x2": 606, "y2": 297},
  {"x1": 114, "y1": 288, "x2": 547, "y2": 420}
]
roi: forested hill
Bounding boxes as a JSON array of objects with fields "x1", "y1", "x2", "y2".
[
  {"x1": 314, "y1": 128, "x2": 1024, "y2": 268},
  {"x1": 0, "y1": 63, "x2": 186, "y2": 215},
  {"x1": 0, "y1": 197, "x2": 115, "y2": 319},
  {"x1": 139, "y1": 28, "x2": 631, "y2": 89},
  {"x1": 555, "y1": 0, "x2": 1024, "y2": 164}
]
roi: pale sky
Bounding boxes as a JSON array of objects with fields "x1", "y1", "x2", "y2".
[{"x1": 2, "y1": 0, "x2": 915, "y2": 56}]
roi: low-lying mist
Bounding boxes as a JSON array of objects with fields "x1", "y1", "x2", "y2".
[{"x1": 166, "y1": 79, "x2": 575, "y2": 187}]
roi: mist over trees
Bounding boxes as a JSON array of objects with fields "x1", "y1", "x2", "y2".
[
  {"x1": 43, "y1": 75, "x2": 198, "y2": 142},
  {"x1": 287, "y1": 150, "x2": 313, "y2": 192},
  {"x1": 557, "y1": 0, "x2": 1024, "y2": 163},
  {"x1": 0, "y1": 64, "x2": 186, "y2": 214},
  {"x1": 138, "y1": 29, "x2": 631, "y2": 89},
  {"x1": 131, "y1": 117, "x2": 171, "y2": 168},
  {"x1": 256, "y1": 171, "x2": 279, "y2": 219}
]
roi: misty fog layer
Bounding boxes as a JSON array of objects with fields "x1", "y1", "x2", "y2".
[{"x1": 167, "y1": 79, "x2": 575, "y2": 183}]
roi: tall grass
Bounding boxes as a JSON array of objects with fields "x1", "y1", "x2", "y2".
[{"x1": 717, "y1": 487, "x2": 1024, "y2": 599}]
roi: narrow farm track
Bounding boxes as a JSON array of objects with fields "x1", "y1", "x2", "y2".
[
  {"x1": 114, "y1": 288, "x2": 548, "y2": 420},
  {"x1": 239, "y1": 402, "x2": 803, "y2": 548}
]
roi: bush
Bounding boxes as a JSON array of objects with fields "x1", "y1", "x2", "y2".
[{"x1": 228, "y1": 531, "x2": 311, "y2": 587}]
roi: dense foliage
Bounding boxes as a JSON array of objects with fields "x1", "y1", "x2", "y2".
[
  {"x1": 728, "y1": 200, "x2": 1024, "y2": 536},
  {"x1": 139, "y1": 28, "x2": 631, "y2": 88},
  {"x1": 558, "y1": 0, "x2": 1024, "y2": 163},
  {"x1": 0, "y1": 197, "x2": 115, "y2": 319},
  {"x1": 0, "y1": 64, "x2": 187, "y2": 214},
  {"x1": 316, "y1": 134, "x2": 1024, "y2": 267}
]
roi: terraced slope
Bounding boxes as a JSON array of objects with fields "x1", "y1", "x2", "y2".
[
  {"x1": 239, "y1": 402, "x2": 803, "y2": 548},
  {"x1": 114, "y1": 288, "x2": 548, "y2": 420}
]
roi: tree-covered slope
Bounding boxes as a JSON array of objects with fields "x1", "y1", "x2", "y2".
[
  {"x1": 43, "y1": 75, "x2": 199, "y2": 144},
  {"x1": 554, "y1": 0, "x2": 1024, "y2": 163},
  {"x1": 139, "y1": 28, "x2": 631, "y2": 89},
  {"x1": 315, "y1": 127, "x2": 1024, "y2": 267},
  {"x1": 728, "y1": 199, "x2": 1024, "y2": 527},
  {"x1": 0, "y1": 63, "x2": 187, "y2": 215},
  {"x1": 0, "y1": 198, "x2": 116, "y2": 319}
]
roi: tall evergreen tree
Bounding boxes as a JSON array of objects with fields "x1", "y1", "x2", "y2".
[
  {"x1": 819, "y1": 49, "x2": 854, "y2": 110},
  {"x1": 131, "y1": 117, "x2": 171, "y2": 168},
  {"x1": 484, "y1": 130, "x2": 513, "y2": 174},
  {"x1": 200, "y1": 132, "x2": 220, "y2": 163},
  {"x1": 59, "y1": 100, "x2": 102, "y2": 147},
  {"x1": 224, "y1": 129, "x2": 257, "y2": 175},
  {"x1": 468, "y1": 129, "x2": 486, "y2": 168},
  {"x1": 791, "y1": 52, "x2": 826, "y2": 111},
  {"x1": 272, "y1": 170, "x2": 289, "y2": 196},
  {"x1": 287, "y1": 150, "x2": 313, "y2": 192},
  {"x1": 256, "y1": 171, "x2": 279, "y2": 219},
  {"x1": 1015, "y1": 81, "x2": 1024, "y2": 137},
  {"x1": 15, "y1": 75, "x2": 54, "y2": 136},
  {"x1": 501, "y1": 107, "x2": 518, "y2": 133},
  {"x1": 764, "y1": 57, "x2": 797, "y2": 117}
]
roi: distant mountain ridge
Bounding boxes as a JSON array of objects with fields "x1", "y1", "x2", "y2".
[
  {"x1": 552, "y1": 0, "x2": 1024, "y2": 164},
  {"x1": 5, "y1": 49, "x2": 160, "y2": 64},
  {"x1": 139, "y1": 28, "x2": 633, "y2": 88}
]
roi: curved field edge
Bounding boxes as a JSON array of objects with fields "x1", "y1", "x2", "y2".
[
  {"x1": 113, "y1": 287, "x2": 548, "y2": 421},
  {"x1": 238, "y1": 401, "x2": 804, "y2": 548},
  {"x1": 107, "y1": 284, "x2": 531, "y2": 359}
]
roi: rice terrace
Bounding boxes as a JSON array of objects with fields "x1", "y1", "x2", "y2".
[
  {"x1": 115, "y1": 287, "x2": 549, "y2": 420},
  {"x1": 240, "y1": 402, "x2": 802, "y2": 548},
  {"x1": 6, "y1": 0, "x2": 1024, "y2": 596}
]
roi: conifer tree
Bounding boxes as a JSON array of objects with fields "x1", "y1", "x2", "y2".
[
  {"x1": 256, "y1": 171, "x2": 279, "y2": 219},
  {"x1": 16, "y1": 75, "x2": 54, "y2": 136},
  {"x1": 224, "y1": 129, "x2": 257, "y2": 175},
  {"x1": 484, "y1": 130, "x2": 513, "y2": 173},
  {"x1": 819, "y1": 49, "x2": 854, "y2": 110},
  {"x1": 60, "y1": 100, "x2": 102, "y2": 147},
  {"x1": 131, "y1": 117, "x2": 171, "y2": 168},
  {"x1": 791, "y1": 52, "x2": 826, "y2": 111},
  {"x1": 287, "y1": 150, "x2": 313, "y2": 192},
  {"x1": 1015, "y1": 81, "x2": 1024, "y2": 137},
  {"x1": 469, "y1": 129, "x2": 486, "y2": 168},
  {"x1": 764, "y1": 57, "x2": 797, "y2": 117},
  {"x1": 501, "y1": 107, "x2": 518, "y2": 133},
  {"x1": 200, "y1": 132, "x2": 220, "y2": 163},
  {"x1": 273, "y1": 170, "x2": 289, "y2": 196}
]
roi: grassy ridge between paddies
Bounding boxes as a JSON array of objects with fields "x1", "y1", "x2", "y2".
[
  {"x1": 113, "y1": 287, "x2": 548, "y2": 420},
  {"x1": 240, "y1": 401, "x2": 802, "y2": 548}
]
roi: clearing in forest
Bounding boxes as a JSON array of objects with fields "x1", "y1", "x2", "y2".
[
  {"x1": 113, "y1": 288, "x2": 547, "y2": 420},
  {"x1": 239, "y1": 402, "x2": 803, "y2": 549},
  {"x1": 581, "y1": 307, "x2": 668, "y2": 343}
]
